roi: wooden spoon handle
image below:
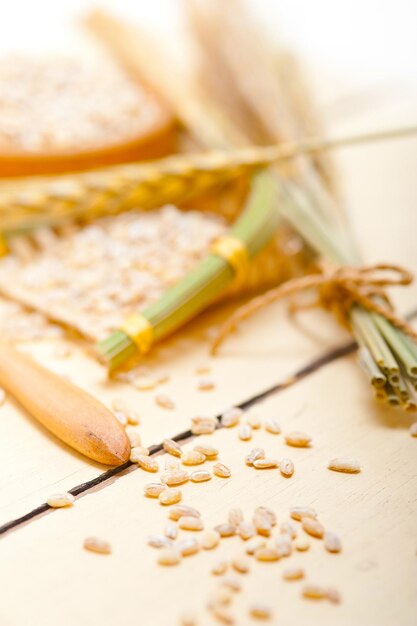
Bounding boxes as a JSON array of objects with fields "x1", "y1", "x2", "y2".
[{"x1": 0, "y1": 343, "x2": 130, "y2": 466}]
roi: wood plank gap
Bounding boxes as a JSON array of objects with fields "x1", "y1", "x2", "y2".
[{"x1": 2, "y1": 306, "x2": 416, "y2": 539}]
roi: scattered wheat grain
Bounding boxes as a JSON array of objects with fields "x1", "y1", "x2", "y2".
[
  {"x1": 254, "y1": 547, "x2": 280, "y2": 562},
  {"x1": 214, "y1": 523, "x2": 236, "y2": 538},
  {"x1": 136, "y1": 455, "x2": 159, "y2": 472},
  {"x1": 220, "y1": 407, "x2": 242, "y2": 428},
  {"x1": 302, "y1": 584, "x2": 327, "y2": 600},
  {"x1": 182, "y1": 450, "x2": 206, "y2": 466},
  {"x1": 279, "y1": 458, "x2": 294, "y2": 477},
  {"x1": 253, "y1": 458, "x2": 278, "y2": 469},
  {"x1": 249, "y1": 604, "x2": 272, "y2": 620},
  {"x1": 179, "y1": 516, "x2": 204, "y2": 531},
  {"x1": 201, "y1": 530, "x2": 220, "y2": 550},
  {"x1": 211, "y1": 560, "x2": 228, "y2": 575},
  {"x1": 228, "y1": 508, "x2": 244, "y2": 527},
  {"x1": 238, "y1": 424, "x2": 252, "y2": 441},
  {"x1": 169, "y1": 505, "x2": 201, "y2": 521},
  {"x1": 83, "y1": 537, "x2": 111, "y2": 555},
  {"x1": 194, "y1": 443, "x2": 218, "y2": 459},
  {"x1": 290, "y1": 506, "x2": 317, "y2": 522},
  {"x1": 213, "y1": 463, "x2": 231, "y2": 478},
  {"x1": 158, "y1": 547, "x2": 181, "y2": 566},
  {"x1": 144, "y1": 482, "x2": 166, "y2": 498},
  {"x1": 245, "y1": 448, "x2": 265, "y2": 465},
  {"x1": 285, "y1": 431, "x2": 312, "y2": 447},
  {"x1": 328, "y1": 458, "x2": 361, "y2": 473},
  {"x1": 160, "y1": 469, "x2": 189, "y2": 486},
  {"x1": 163, "y1": 438, "x2": 182, "y2": 457},
  {"x1": 283, "y1": 567, "x2": 305, "y2": 581},
  {"x1": 232, "y1": 555, "x2": 249, "y2": 573},
  {"x1": 264, "y1": 417, "x2": 281, "y2": 434},
  {"x1": 130, "y1": 446, "x2": 150, "y2": 462},
  {"x1": 324, "y1": 531, "x2": 342, "y2": 553},
  {"x1": 46, "y1": 492, "x2": 74, "y2": 508},
  {"x1": 159, "y1": 488, "x2": 182, "y2": 506},
  {"x1": 178, "y1": 537, "x2": 200, "y2": 556},
  {"x1": 302, "y1": 518, "x2": 325, "y2": 539}
]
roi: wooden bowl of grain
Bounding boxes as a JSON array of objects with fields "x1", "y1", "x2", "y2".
[{"x1": 0, "y1": 55, "x2": 177, "y2": 177}]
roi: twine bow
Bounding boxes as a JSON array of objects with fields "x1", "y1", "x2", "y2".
[{"x1": 211, "y1": 262, "x2": 416, "y2": 354}]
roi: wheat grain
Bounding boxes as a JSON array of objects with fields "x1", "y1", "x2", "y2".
[
  {"x1": 169, "y1": 505, "x2": 201, "y2": 521},
  {"x1": 324, "y1": 531, "x2": 342, "y2": 553},
  {"x1": 256, "y1": 507, "x2": 277, "y2": 526},
  {"x1": 245, "y1": 414, "x2": 261, "y2": 429},
  {"x1": 178, "y1": 537, "x2": 200, "y2": 556},
  {"x1": 213, "y1": 463, "x2": 231, "y2": 478},
  {"x1": 238, "y1": 424, "x2": 252, "y2": 441},
  {"x1": 280, "y1": 522, "x2": 297, "y2": 539},
  {"x1": 165, "y1": 523, "x2": 178, "y2": 540},
  {"x1": 264, "y1": 417, "x2": 281, "y2": 434},
  {"x1": 144, "y1": 482, "x2": 166, "y2": 498},
  {"x1": 294, "y1": 536, "x2": 310, "y2": 551},
  {"x1": 160, "y1": 469, "x2": 189, "y2": 486},
  {"x1": 136, "y1": 455, "x2": 159, "y2": 472},
  {"x1": 190, "y1": 469, "x2": 212, "y2": 482},
  {"x1": 194, "y1": 443, "x2": 219, "y2": 459},
  {"x1": 179, "y1": 516, "x2": 204, "y2": 531},
  {"x1": 220, "y1": 577, "x2": 242, "y2": 592},
  {"x1": 159, "y1": 488, "x2": 182, "y2": 506},
  {"x1": 228, "y1": 508, "x2": 244, "y2": 527},
  {"x1": 302, "y1": 518, "x2": 325, "y2": 539},
  {"x1": 155, "y1": 394, "x2": 175, "y2": 410},
  {"x1": 253, "y1": 458, "x2": 278, "y2": 469},
  {"x1": 46, "y1": 492, "x2": 74, "y2": 508},
  {"x1": 275, "y1": 534, "x2": 292, "y2": 557},
  {"x1": 279, "y1": 458, "x2": 294, "y2": 477},
  {"x1": 158, "y1": 547, "x2": 181, "y2": 566},
  {"x1": 245, "y1": 448, "x2": 265, "y2": 465},
  {"x1": 220, "y1": 407, "x2": 243, "y2": 428},
  {"x1": 130, "y1": 446, "x2": 150, "y2": 462},
  {"x1": 328, "y1": 458, "x2": 361, "y2": 473},
  {"x1": 254, "y1": 546, "x2": 280, "y2": 561},
  {"x1": 163, "y1": 438, "x2": 182, "y2": 457},
  {"x1": 211, "y1": 560, "x2": 228, "y2": 575},
  {"x1": 302, "y1": 584, "x2": 327, "y2": 600},
  {"x1": 210, "y1": 605, "x2": 235, "y2": 624},
  {"x1": 283, "y1": 567, "x2": 305, "y2": 581},
  {"x1": 191, "y1": 416, "x2": 217, "y2": 435},
  {"x1": 197, "y1": 378, "x2": 215, "y2": 391},
  {"x1": 201, "y1": 530, "x2": 220, "y2": 550},
  {"x1": 182, "y1": 450, "x2": 206, "y2": 466},
  {"x1": 147, "y1": 535, "x2": 173, "y2": 549},
  {"x1": 290, "y1": 506, "x2": 317, "y2": 522},
  {"x1": 245, "y1": 537, "x2": 266, "y2": 555},
  {"x1": 83, "y1": 537, "x2": 111, "y2": 555},
  {"x1": 238, "y1": 521, "x2": 256, "y2": 541},
  {"x1": 231, "y1": 555, "x2": 249, "y2": 573},
  {"x1": 214, "y1": 523, "x2": 236, "y2": 538},
  {"x1": 125, "y1": 426, "x2": 141, "y2": 447},
  {"x1": 249, "y1": 604, "x2": 272, "y2": 620},
  {"x1": 284, "y1": 431, "x2": 312, "y2": 447}
]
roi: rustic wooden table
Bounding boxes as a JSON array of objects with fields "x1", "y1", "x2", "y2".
[{"x1": 0, "y1": 94, "x2": 416, "y2": 625}]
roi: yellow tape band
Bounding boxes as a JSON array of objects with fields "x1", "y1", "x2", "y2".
[
  {"x1": 121, "y1": 313, "x2": 154, "y2": 354},
  {"x1": 0, "y1": 234, "x2": 8, "y2": 257},
  {"x1": 211, "y1": 235, "x2": 249, "y2": 287}
]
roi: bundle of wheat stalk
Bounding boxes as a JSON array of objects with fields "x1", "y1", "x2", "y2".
[
  {"x1": 85, "y1": 2, "x2": 417, "y2": 410},
  {"x1": 0, "y1": 2, "x2": 415, "y2": 412}
]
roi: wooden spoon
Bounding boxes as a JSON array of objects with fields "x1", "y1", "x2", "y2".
[{"x1": 0, "y1": 342, "x2": 130, "y2": 465}]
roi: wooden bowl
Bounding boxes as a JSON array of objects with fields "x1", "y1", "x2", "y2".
[{"x1": 0, "y1": 81, "x2": 177, "y2": 178}]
